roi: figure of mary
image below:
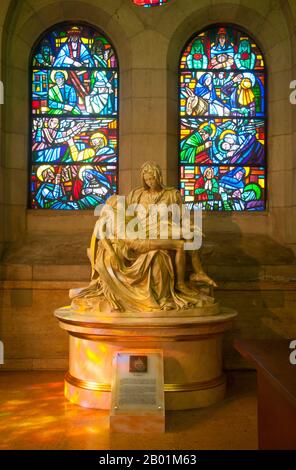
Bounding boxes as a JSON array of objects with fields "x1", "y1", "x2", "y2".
[
  {"x1": 70, "y1": 162, "x2": 216, "y2": 314},
  {"x1": 219, "y1": 167, "x2": 247, "y2": 211},
  {"x1": 219, "y1": 167, "x2": 246, "y2": 195},
  {"x1": 194, "y1": 73, "x2": 230, "y2": 116},
  {"x1": 228, "y1": 120, "x2": 264, "y2": 165},
  {"x1": 229, "y1": 132, "x2": 264, "y2": 165},
  {"x1": 75, "y1": 166, "x2": 113, "y2": 208},
  {"x1": 212, "y1": 131, "x2": 240, "y2": 164}
]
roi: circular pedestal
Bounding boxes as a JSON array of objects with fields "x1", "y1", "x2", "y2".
[{"x1": 55, "y1": 307, "x2": 237, "y2": 411}]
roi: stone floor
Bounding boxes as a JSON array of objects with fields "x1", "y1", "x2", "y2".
[{"x1": 0, "y1": 370, "x2": 257, "y2": 450}]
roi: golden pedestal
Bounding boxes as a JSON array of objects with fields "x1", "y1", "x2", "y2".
[{"x1": 55, "y1": 306, "x2": 237, "y2": 410}]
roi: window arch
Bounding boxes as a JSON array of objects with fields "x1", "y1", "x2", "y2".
[
  {"x1": 179, "y1": 25, "x2": 266, "y2": 211},
  {"x1": 30, "y1": 23, "x2": 118, "y2": 209}
]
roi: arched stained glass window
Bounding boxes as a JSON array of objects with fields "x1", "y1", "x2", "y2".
[
  {"x1": 179, "y1": 25, "x2": 266, "y2": 211},
  {"x1": 30, "y1": 23, "x2": 118, "y2": 209}
]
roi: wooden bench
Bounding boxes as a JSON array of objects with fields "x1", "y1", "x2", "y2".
[{"x1": 234, "y1": 339, "x2": 296, "y2": 450}]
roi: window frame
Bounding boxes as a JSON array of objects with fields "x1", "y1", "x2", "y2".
[
  {"x1": 28, "y1": 20, "x2": 120, "y2": 210},
  {"x1": 178, "y1": 23, "x2": 268, "y2": 213}
]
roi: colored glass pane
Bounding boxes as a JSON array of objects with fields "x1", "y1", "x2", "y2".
[
  {"x1": 31, "y1": 164, "x2": 117, "y2": 209},
  {"x1": 180, "y1": 71, "x2": 264, "y2": 117},
  {"x1": 32, "y1": 70, "x2": 118, "y2": 116},
  {"x1": 32, "y1": 118, "x2": 117, "y2": 164},
  {"x1": 180, "y1": 118, "x2": 265, "y2": 166},
  {"x1": 30, "y1": 23, "x2": 119, "y2": 209},
  {"x1": 179, "y1": 25, "x2": 266, "y2": 211},
  {"x1": 180, "y1": 165, "x2": 265, "y2": 211},
  {"x1": 32, "y1": 25, "x2": 117, "y2": 68},
  {"x1": 132, "y1": 1, "x2": 169, "y2": 7},
  {"x1": 180, "y1": 26, "x2": 264, "y2": 71}
]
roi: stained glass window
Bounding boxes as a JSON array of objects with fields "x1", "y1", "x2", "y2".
[
  {"x1": 179, "y1": 25, "x2": 266, "y2": 211},
  {"x1": 30, "y1": 24, "x2": 118, "y2": 209},
  {"x1": 132, "y1": 1, "x2": 169, "y2": 7}
]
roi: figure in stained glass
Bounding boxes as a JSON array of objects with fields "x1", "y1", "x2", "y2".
[
  {"x1": 33, "y1": 117, "x2": 86, "y2": 162},
  {"x1": 212, "y1": 120, "x2": 264, "y2": 165},
  {"x1": 213, "y1": 71, "x2": 232, "y2": 101},
  {"x1": 210, "y1": 27, "x2": 234, "y2": 69},
  {"x1": 53, "y1": 26, "x2": 94, "y2": 67},
  {"x1": 221, "y1": 73, "x2": 256, "y2": 116},
  {"x1": 33, "y1": 118, "x2": 65, "y2": 162},
  {"x1": 216, "y1": 167, "x2": 263, "y2": 211},
  {"x1": 180, "y1": 165, "x2": 265, "y2": 211},
  {"x1": 186, "y1": 39, "x2": 208, "y2": 69},
  {"x1": 240, "y1": 183, "x2": 263, "y2": 210},
  {"x1": 180, "y1": 122, "x2": 214, "y2": 164},
  {"x1": 234, "y1": 39, "x2": 256, "y2": 69},
  {"x1": 91, "y1": 39, "x2": 113, "y2": 67},
  {"x1": 89, "y1": 132, "x2": 116, "y2": 162},
  {"x1": 77, "y1": 166, "x2": 112, "y2": 207},
  {"x1": 35, "y1": 165, "x2": 78, "y2": 209},
  {"x1": 219, "y1": 167, "x2": 249, "y2": 210},
  {"x1": 32, "y1": 164, "x2": 116, "y2": 210},
  {"x1": 195, "y1": 167, "x2": 220, "y2": 203},
  {"x1": 30, "y1": 24, "x2": 118, "y2": 208},
  {"x1": 48, "y1": 71, "x2": 81, "y2": 115},
  {"x1": 181, "y1": 118, "x2": 264, "y2": 166},
  {"x1": 68, "y1": 131, "x2": 116, "y2": 163},
  {"x1": 220, "y1": 166, "x2": 245, "y2": 194},
  {"x1": 33, "y1": 40, "x2": 54, "y2": 66},
  {"x1": 194, "y1": 73, "x2": 230, "y2": 115},
  {"x1": 85, "y1": 70, "x2": 115, "y2": 114},
  {"x1": 180, "y1": 70, "x2": 264, "y2": 117},
  {"x1": 179, "y1": 25, "x2": 266, "y2": 211},
  {"x1": 35, "y1": 165, "x2": 62, "y2": 208},
  {"x1": 183, "y1": 72, "x2": 230, "y2": 116}
]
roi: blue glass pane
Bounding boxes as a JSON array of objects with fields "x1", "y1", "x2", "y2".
[
  {"x1": 32, "y1": 118, "x2": 117, "y2": 164},
  {"x1": 180, "y1": 165, "x2": 265, "y2": 211},
  {"x1": 31, "y1": 164, "x2": 117, "y2": 209}
]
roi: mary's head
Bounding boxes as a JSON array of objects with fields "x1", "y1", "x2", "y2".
[
  {"x1": 199, "y1": 73, "x2": 212, "y2": 87},
  {"x1": 140, "y1": 161, "x2": 164, "y2": 191}
]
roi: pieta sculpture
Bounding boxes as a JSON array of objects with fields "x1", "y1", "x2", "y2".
[{"x1": 70, "y1": 161, "x2": 218, "y2": 314}]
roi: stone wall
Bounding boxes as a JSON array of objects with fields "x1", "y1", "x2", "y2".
[
  {"x1": 1, "y1": 0, "x2": 296, "y2": 370},
  {"x1": 0, "y1": 0, "x2": 11, "y2": 259}
]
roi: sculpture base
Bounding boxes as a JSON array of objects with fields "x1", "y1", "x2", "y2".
[{"x1": 55, "y1": 306, "x2": 237, "y2": 411}]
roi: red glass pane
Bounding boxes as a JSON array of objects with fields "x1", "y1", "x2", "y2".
[{"x1": 132, "y1": 1, "x2": 169, "y2": 7}]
